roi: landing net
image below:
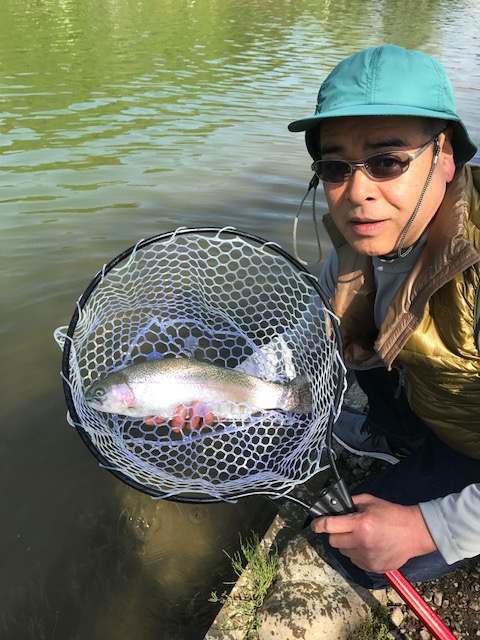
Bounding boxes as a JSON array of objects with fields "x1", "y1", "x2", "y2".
[{"x1": 54, "y1": 227, "x2": 346, "y2": 501}]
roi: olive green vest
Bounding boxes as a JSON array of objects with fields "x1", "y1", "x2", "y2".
[{"x1": 325, "y1": 166, "x2": 480, "y2": 458}]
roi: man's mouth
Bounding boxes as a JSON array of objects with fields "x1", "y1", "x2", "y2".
[{"x1": 349, "y1": 218, "x2": 388, "y2": 235}]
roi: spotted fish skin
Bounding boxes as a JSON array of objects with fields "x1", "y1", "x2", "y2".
[{"x1": 84, "y1": 357, "x2": 312, "y2": 418}]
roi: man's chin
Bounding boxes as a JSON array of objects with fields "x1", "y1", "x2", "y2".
[{"x1": 349, "y1": 238, "x2": 394, "y2": 257}]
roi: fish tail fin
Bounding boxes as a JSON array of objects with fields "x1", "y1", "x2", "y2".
[{"x1": 281, "y1": 375, "x2": 312, "y2": 414}]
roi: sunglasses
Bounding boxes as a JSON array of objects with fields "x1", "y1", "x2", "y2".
[{"x1": 311, "y1": 135, "x2": 439, "y2": 184}]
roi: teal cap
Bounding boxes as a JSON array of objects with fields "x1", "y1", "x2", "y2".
[{"x1": 288, "y1": 44, "x2": 477, "y2": 166}]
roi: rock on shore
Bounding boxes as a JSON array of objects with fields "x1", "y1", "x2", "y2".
[{"x1": 257, "y1": 533, "x2": 375, "y2": 640}]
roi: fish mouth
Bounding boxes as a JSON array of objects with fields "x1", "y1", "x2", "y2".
[
  {"x1": 88, "y1": 398, "x2": 103, "y2": 408},
  {"x1": 84, "y1": 387, "x2": 102, "y2": 407}
]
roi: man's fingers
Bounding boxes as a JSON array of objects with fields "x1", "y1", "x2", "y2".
[
  {"x1": 144, "y1": 415, "x2": 167, "y2": 426},
  {"x1": 171, "y1": 406, "x2": 190, "y2": 431},
  {"x1": 143, "y1": 403, "x2": 217, "y2": 432},
  {"x1": 311, "y1": 493, "x2": 372, "y2": 534},
  {"x1": 187, "y1": 413, "x2": 202, "y2": 430},
  {"x1": 310, "y1": 513, "x2": 357, "y2": 535},
  {"x1": 173, "y1": 403, "x2": 216, "y2": 431}
]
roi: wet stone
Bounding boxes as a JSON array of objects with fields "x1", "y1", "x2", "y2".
[{"x1": 256, "y1": 534, "x2": 372, "y2": 640}]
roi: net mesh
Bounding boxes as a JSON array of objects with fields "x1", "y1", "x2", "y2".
[{"x1": 55, "y1": 228, "x2": 345, "y2": 501}]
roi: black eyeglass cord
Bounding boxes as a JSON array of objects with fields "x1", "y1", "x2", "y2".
[
  {"x1": 396, "y1": 137, "x2": 441, "y2": 258},
  {"x1": 292, "y1": 173, "x2": 322, "y2": 266}
]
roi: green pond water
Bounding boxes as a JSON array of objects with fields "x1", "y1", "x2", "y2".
[{"x1": 1, "y1": 0, "x2": 479, "y2": 638}]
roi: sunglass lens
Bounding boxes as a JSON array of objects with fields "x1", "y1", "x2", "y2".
[
  {"x1": 368, "y1": 154, "x2": 409, "y2": 179},
  {"x1": 318, "y1": 160, "x2": 352, "y2": 183}
]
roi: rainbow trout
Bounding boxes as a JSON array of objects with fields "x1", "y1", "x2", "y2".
[{"x1": 84, "y1": 357, "x2": 312, "y2": 418}]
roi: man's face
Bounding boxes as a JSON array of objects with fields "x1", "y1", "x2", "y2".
[{"x1": 318, "y1": 116, "x2": 456, "y2": 257}]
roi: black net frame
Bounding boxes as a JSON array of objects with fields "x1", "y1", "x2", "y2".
[{"x1": 56, "y1": 227, "x2": 346, "y2": 503}]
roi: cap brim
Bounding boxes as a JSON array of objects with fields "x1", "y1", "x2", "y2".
[
  {"x1": 288, "y1": 106, "x2": 477, "y2": 165},
  {"x1": 288, "y1": 105, "x2": 461, "y2": 132}
]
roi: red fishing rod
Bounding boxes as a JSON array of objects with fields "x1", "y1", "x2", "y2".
[{"x1": 386, "y1": 570, "x2": 455, "y2": 640}]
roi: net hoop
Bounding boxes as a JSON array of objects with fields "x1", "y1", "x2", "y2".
[{"x1": 56, "y1": 227, "x2": 346, "y2": 502}]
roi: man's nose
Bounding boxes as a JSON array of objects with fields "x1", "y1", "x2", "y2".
[{"x1": 344, "y1": 165, "x2": 376, "y2": 203}]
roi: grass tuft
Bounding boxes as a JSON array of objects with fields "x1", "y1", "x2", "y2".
[
  {"x1": 209, "y1": 532, "x2": 278, "y2": 639},
  {"x1": 347, "y1": 602, "x2": 393, "y2": 640}
]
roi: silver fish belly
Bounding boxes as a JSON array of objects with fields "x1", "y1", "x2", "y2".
[{"x1": 84, "y1": 357, "x2": 312, "y2": 418}]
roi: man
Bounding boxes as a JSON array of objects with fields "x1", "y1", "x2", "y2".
[{"x1": 288, "y1": 44, "x2": 480, "y2": 588}]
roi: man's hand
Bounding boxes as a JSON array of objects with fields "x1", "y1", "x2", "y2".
[
  {"x1": 144, "y1": 402, "x2": 215, "y2": 431},
  {"x1": 310, "y1": 493, "x2": 437, "y2": 573}
]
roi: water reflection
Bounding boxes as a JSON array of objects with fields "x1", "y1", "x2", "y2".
[
  {"x1": 1, "y1": 0, "x2": 479, "y2": 637},
  {"x1": 3, "y1": 442, "x2": 275, "y2": 640},
  {"x1": 105, "y1": 495, "x2": 276, "y2": 640}
]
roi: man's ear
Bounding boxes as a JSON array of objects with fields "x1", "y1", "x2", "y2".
[{"x1": 440, "y1": 127, "x2": 456, "y2": 183}]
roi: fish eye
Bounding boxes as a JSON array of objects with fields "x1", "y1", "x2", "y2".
[{"x1": 94, "y1": 388, "x2": 105, "y2": 398}]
